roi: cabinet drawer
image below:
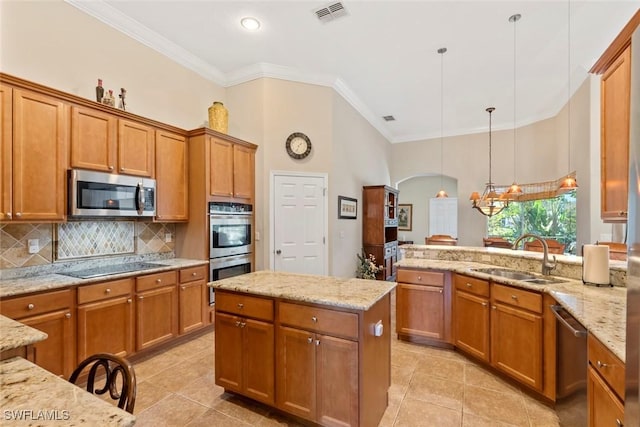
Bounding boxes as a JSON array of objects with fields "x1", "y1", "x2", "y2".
[
  {"x1": 279, "y1": 302, "x2": 358, "y2": 340},
  {"x1": 136, "y1": 271, "x2": 177, "y2": 292},
  {"x1": 1, "y1": 289, "x2": 73, "y2": 319},
  {"x1": 588, "y1": 333, "x2": 625, "y2": 399},
  {"x1": 78, "y1": 278, "x2": 133, "y2": 305},
  {"x1": 492, "y1": 283, "x2": 542, "y2": 313},
  {"x1": 216, "y1": 292, "x2": 273, "y2": 321},
  {"x1": 454, "y1": 274, "x2": 490, "y2": 297},
  {"x1": 397, "y1": 269, "x2": 444, "y2": 286},
  {"x1": 179, "y1": 265, "x2": 207, "y2": 284}
]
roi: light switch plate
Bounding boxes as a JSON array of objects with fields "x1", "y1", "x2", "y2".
[
  {"x1": 28, "y1": 239, "x2": 39, "y2": 254},
  {"x1": 165, "y1": 233, "x2": 172, "y2": 243}
]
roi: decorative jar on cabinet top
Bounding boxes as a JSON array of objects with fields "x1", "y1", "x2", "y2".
[{"x1": 208, "y1": 101, "x2": 228, "y2": 133}]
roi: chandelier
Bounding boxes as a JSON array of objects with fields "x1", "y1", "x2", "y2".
[{"x1": 470, "y1": 107, "x2": 509, "y2": 217}]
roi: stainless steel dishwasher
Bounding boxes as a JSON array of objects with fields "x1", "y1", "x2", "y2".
[{"x1": 551, "y1": 304, "x2": 588, "y2": 426}]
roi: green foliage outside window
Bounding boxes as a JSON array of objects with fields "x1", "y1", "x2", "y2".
[{"x1": 487, "y1": 190, "x2": 577, "y2": 254}]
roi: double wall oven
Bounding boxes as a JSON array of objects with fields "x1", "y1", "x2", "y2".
[{"x1": 209, "y1": 202, "x2": 253, "y2": 305}]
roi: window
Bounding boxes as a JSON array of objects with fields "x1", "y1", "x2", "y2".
[{"x1": 487, "y1": 190, "x2": 577, "y2": 254}]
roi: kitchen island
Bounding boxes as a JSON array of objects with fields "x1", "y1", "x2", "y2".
[{"x1": 211, "y1": 270, "x2": 396, "y2": 427}]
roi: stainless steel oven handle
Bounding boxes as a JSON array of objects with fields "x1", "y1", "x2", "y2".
[
  {"x1": 136, "y1": 182, "x2": 145, "y2": 215},
  {"x1": 550, "y1": 305, "x2": 587, "y2": 338}
]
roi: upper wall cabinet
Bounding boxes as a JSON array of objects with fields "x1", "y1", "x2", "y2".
[
  {"x1": 209, "y1": 135, "x2": 255, "y2": 201},
  {"x1": 118, "y1": 119, "x2": 155, "y2": 178},
  {"x1": 1, "y1": 86, "x2": 68, "y2": 222},
  {"x1": 155, "y1": 130, "x2": 188, "y2": 221},
  {"x1": 591, "y1": 10, "x2": 639, "y2": 223}
]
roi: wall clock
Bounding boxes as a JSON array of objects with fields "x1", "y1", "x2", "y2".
[{"x1": 286, "y1": 132, "x2": 312, "y2": 160}]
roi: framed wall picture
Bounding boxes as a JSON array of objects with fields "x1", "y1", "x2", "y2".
[
  {"x1": 398, "y1": 204, "x2": 413, "y2": 231},
  {"x1": 338, "y1": 196, "x2": 357, "y2": 219}
]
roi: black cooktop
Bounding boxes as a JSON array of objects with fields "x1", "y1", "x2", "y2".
[{"x1": 60, "y1": 262, "x2": 163, "y2": 279}]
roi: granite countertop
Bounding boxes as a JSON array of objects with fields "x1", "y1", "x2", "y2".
[
  {"x1": 0, "y1": 357, "x2": 135, "y2": 426},
  {"x1": 0, "y1": 258, "x2": 209, "y2": 298},
  {"x1": 210, "y1": 270, "x2": 396, "y2": 311},
  {"x1": 396, "y1": 258, "x2": 626, "y2": 362},
  {"x1": 0, "y1": 316, "x2": 48, "y2": 353}
]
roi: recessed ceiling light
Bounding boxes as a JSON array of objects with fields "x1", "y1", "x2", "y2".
[{"x1": 241, "y1": 17, "x2": 261, "y2": 31}]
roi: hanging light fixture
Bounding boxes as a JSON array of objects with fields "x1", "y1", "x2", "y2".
[
  {"x1": 506, "y1": 13, "x2": 523, "y2": 198},
  {"x1": 436, "y1": 47, "x2": 448, "y2": 198},
  {"x1": 560, "y1": 0, "x2": 578, "y2": 190},
  {"x1": 470, "y1": 107, "x2": 509, "y2": 217}
]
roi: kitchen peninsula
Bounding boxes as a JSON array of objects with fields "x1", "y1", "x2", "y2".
[{"x1": 211, "y1": 270, "x2": 395, "y2": 427}]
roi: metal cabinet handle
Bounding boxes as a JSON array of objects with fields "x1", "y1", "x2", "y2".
[
  {"x1": 15, "y1": 212, "x2": 22, "y2": 217},
  {"x1": 492, "y1": 305, "x2": 497, "y2": 310},
  {"x1": 237, "y1": 303, "x2": 244, "y2": 309},
  {"x1": 27, "y1": 303, "x2": 35, "y2": 310},
  {"x1": 65, "y1": 313, "x2": 71, "y2": 319},
  {"x1": 120, "y1": 167, "x2": 125, "y2": 172},
  {"x1": 312, "y1": 316, "x2": 318, "y2": 323},
  {"x1": 109, "y1": 165, "x2": 114, "y2": 170},
  {"x1": 511, "y1": 295, "x2": 518, "y2": 300},
  {"x1": 105, "y1": 288, "x2": 111, "y2": 294},
  {"x1": 192, "y1": 272, "x2": 197, "y2": 276},
  {"x1": 276, "y1": 249, "x2": 282, "y2": 255},
  {"x1": 138, "y1": 296, "x2": 144, "y2": 300},
  {"x1": 481, "y1": 302, "x2": 487, "y2": 307},
  {"x1": 438, "y1": 289, "x2": 443, "y2": 293},
  {"x1": 236, "y1": 321, "x2": 241, "y2": 327},
  {"x1": 550, "y1": 305, "x2": 587, "y2": 337},
  {"x1": 417, "y1": 276, "x2": 422, "y2": 281},
  {"x1": 307, "y1": 337, "x2": 313, "y2": 344},
  {"x1": 181, "y1": 286, "x2": 185, "y2": 290},
  {"x1": 466, "y1": 283, "x2": 472, "y2": 288},
  {"x1": 616, "y1": 418, "x2": 623, "y2": 427},
  {"x1": 5, "y1": 213, "x2": 11, "y2": 219},
  {"x1": 315, "y1": 339, "x2": 320, "y2": 346},
  {"x1": 127, "y1": 299, "x2": 132, "y2": 304},
  {"x1": 596, "y1": 360, "x2": 608, "y2": 369},
  {"x1": 619, "y1": 211, "x2": 627, "y2": 217},
  {"x1": 156, "y1": 279, "x2": 162, "y2": 283}
]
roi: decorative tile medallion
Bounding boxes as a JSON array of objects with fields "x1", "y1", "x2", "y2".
[{"x1": 57, "y1": 221, "x2": 135, "y2": 260}]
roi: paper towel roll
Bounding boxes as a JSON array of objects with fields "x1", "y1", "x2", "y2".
[{"x1": 582, "y1": 244, "x2": 610, "y2": 286}]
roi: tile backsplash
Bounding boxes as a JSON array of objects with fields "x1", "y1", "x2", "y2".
[{"x1": 0, "y1": 221, "x2": 175, "y2": 269}]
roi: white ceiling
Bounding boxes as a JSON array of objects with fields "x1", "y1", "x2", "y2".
[{"x1": 68, "y1": 1, "x2": 638, "y2": 143}]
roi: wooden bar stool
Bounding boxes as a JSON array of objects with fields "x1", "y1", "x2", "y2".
[
  {"x1": 483, "y1": 237, "x2": 512, "y2": 249},
  {"x1": 596, "y1": 241, "x2": 627, "y2": 261},
  {"x1": 425, "y1": 234, "x2": 458, "y2": 246},
  {"x1": 523, "y1": 239, "x2": 565, "y2": 254}
]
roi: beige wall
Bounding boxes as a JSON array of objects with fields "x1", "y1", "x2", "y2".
[{"x1": 0, "y1": 0, "x2": 223, "y2": 130}]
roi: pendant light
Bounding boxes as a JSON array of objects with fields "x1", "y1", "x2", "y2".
[
  {"x1": 560, "y1": 0, "x2": 578, "y2": 190},
  {"x1": 470, "y1": 107, "x2": 509, "y2": 217},
  {"x1": 436, "y1": 47, "x2": 448, "y2": 198},
  {"x1": 506, "y1": 13, "x2": 523, "y2": 197}
]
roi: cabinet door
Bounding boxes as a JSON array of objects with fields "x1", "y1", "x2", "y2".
[
  {"x1": 397, "y1": 283, "x2": 444, "y2": 340},
  {"x1": 0, "y1": 84, "x2": 12, "y2": 221},
  {"x1": 601, "y1": 46, "x2": 631, "y2": 222},
  {"x1": 70, "y1": 106, "x2": 117, "y2": 172},
  {"x1": 587, "y1": 366, "x2": 624, "y2": 427},
  {"x1": 77, "y1": 296, "x2": 134, "y2": 362},
  {"x1": 12, "y1": 89, "x2": 67, "y2": 221},
  {"x1": 155, "y1": 130, "x2": 188, "y2": 221},
  {"x1": 209, "y1": 137, "x2": 233, "y2": 197},
  {"x1": 136, "y1": 285, "x2": 178, "y2": 351},
  {"x1": 454, "y1": 290, "x2": 490, "y2": 362},
  {"x1": 118, "y1": 119, "x2": 155, "y2": 177},
  {"x1": 316, "y1": 334, "x2": 358, "y2": 427},
  {"x1": 21, "y1": 308, "x2": 75, "y2": 378},
  {"x1": 179, "y1": 280, "x2": 205, "y2": 334},
  {"x1": 491, "y1": 302, "x2": 543, "y2": 390},
  {"x1": 244, "y1": 318, "x2": 275, "y2": 405},
  {"x1": 276, "y1": 325, "x2": 316, "y2": 421},
  {"x1": 214, "y1": 312, "x2": 244, "y2": 393},
  {"x1": 233, "y1": 144, "x2": 254, "y2": 199}
]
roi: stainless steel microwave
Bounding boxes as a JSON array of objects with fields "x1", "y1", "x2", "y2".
[{"x1": 68, "y1": 169, "x2": 156, "y2": 217}]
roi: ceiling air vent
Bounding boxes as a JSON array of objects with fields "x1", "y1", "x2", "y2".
[
  {"x1": 314, "y1": 2, "x2": 348, "y2": 23},
  {"x1": 382, "y1": 116, "x2": 396, "y2": 122}
]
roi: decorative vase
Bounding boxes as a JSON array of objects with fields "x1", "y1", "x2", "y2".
[
  {"x1": 96, "y1": 79, "x2": 104, "y2": 103},
  {"x1": 208, "y1": 101, "x2": 228, "y2": 133}
]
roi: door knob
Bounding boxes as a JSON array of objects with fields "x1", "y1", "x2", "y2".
[{"x1": 276, "y1": 249, "x2": 282, "y2": 255}]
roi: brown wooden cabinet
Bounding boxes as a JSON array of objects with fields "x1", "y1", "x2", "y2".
[
  {"x1": 587, "y1": 333, "x2": 625, "y2": 426},
  {"x1": 600, "y1": 45, "x2": 631, "y2": 222},
  {"x1": 178, "y1": 265, "x2": 208, "y2": 334},
  {"x1": 118, "y1": 118, "x2": 155, "y2": 177},
  {"x1": 277, "y1": 303, "x2": 359, "y2": 426},
  {"x1": 0, "y1": 289, "x2": 75, "y2": 378},
  {"x1": 363, "y1": 185, "x2": 398, "y2": 281},
  {"x1": 76, "y1": 278, "x2": 134, "y2": 361},
  {"x1": 155, "y1": 130, "x2": 188, "y2": 221},
  {"x1": 396, "y1": 269, "x2": 451, "y2": 345},
  {"x1": 453, "y1": 274, "x2": 491, "y2": 363},
  {"x1": 215, "y1": 291, "x2": 275, "y2": 405},
  {"x1": 135, "y1": 271, "x2": 178, "y2": 351},
  {"x1": 70, "y1": 106, "x2": 118, "y2": 172},
  {"x1": 2, "y1": 87, "x2": 67, "y2": 222},
  {"x1": 490, "y1": 283, "x2": 543, "y2": 391},
  {"x1": 0, "y1": 84, "x2": 13, "y2": 221},
  {"x1": 209, "y1": 135, "x2": 255, "y2": 200}
]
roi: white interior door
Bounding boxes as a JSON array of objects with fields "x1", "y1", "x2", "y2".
[
  {"x1": 273, "y1": 173, "x2": 327, "y2": 275},
  {"x1": 429, "y1": 197, "x2": 458, "y2": 237}
]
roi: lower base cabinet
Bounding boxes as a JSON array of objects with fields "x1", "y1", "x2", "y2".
[
  {"x1": 0, "y1": 289, "x2": 75, "y2": 378},
  {"x1": 135, "y1": 271, "x2": 179, "y2": 351},
  {"x1": 587, "y1": 366, "x2": 624, "y2": 426}
]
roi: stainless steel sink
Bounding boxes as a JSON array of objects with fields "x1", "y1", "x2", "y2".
[{"x1": 469, "y1": 267, "x2": 567, "y2": 285}]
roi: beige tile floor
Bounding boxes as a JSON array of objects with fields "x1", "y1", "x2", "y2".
[{"x1": 131, "y1": 328, "x2": 562, "y2": 427}]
